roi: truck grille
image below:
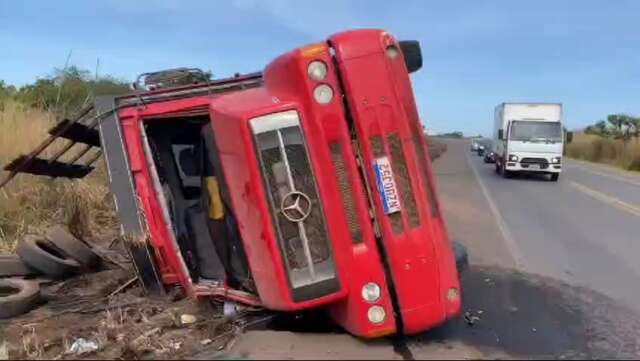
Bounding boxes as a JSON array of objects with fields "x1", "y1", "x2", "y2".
[
  {"x1": 371, "y1": 136, "x2": 404, "y2": 234},
  {"x1": 388, "y1": 134, "x2": 419, "y2": 229},
  {"x1": 521, "y1": 157, "x2": 548, "y2": 164},
  {"x1": 412, "y1": 133, "x2": 439, "y2": 217},
  {"x1": 330, "y1": 143, "x2": 362, "y2": 244},
  {"x1": 521, "y1": 158, "x2": 549, "y2": 169},
  {"x1": 252, "y1": 112, "x2": 338, "y2": 301}
]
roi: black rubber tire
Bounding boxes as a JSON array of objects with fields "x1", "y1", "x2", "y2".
[
  {"x1": 0, "y1": 255, "x2": 40, "y2": 277},
  {"x1": 46, "y1": 226, "x2": 99, "y2": 269},
  {"x1": 550, "y1": 173, "x2": 560, "y2": 182},
  {"x1": 17, "y1": 235, "x2": 81, "y2": 279},
  {"x1": 0, "y1": 278, "x2": 40, "y2": 319},
  {"x1": 500, "y1": 163, "x2": 513, "y2": 179},
  {"x1": 453, "y1": 241, "x2": 469, "y2": 273}
]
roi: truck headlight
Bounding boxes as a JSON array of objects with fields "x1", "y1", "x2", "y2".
[
  {"x1": 307, "y1": 60, "x2": 328, "y2": 81},
  {"x1": 367, "y1": 305, "x2": 386, "y2": 324},
  {"x1": 362, "y1": 283, "x2": 381, "y2": 303},
  {"x1": 508, "y1": 154, "x2": 519, "y2": 162},
  {"x1": 551, "y1": 157, "x2": 561, "y2": 164},
  {"x1": 313, "y1": 84, "x2": 334, "y2": 105}
]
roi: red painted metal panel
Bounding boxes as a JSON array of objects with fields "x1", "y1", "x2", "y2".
[{"x1": 330, "y1": 29, "x2": 461, "y2": 335}]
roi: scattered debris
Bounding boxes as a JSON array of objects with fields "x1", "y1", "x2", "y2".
[
  {"x1": 200, "y1": 339, "x2": 212, "y2": 346},
  {"x1": 128, "y1": 327, "x2": 162, "y2": 356},
  {"x1": 532, "y1": 328, "x2": 537, "y2": 332},
  {"x1": 180, "y1": 314, "x2": 197, "y2": 325},
  {"x1": 67, "y1": 338, "x2": 99, "y2": 356},
  {"x1": 224, "y1": 302, "x2": 239, "y2": 319},
  {"x1": 0, "y1": 341, "x2": 8, "y2": 360},
  {"x1": 509, "y1": 306, "x2": 519, "y2": 313},
  {"x1": 464, "y1": 311, "x2": 482, "y2": 326},
  {"x1": 107, "y1": 277, "x2": 138, "y2": 298}
]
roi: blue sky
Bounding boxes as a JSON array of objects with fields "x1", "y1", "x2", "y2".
[{"x1": 1, "y1": 0, "x2": 638, "y2": 135}]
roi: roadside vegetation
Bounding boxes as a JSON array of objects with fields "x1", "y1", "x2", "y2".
[
  {"x1": 566, "y1": 114, "x2": 640, "y2": 171},
  {"x1": 426, "y1": 136, "x2": 448, "y2": 160},
  {"x1": 0, "y1": 68, "x2": 129, "y2": 253}
]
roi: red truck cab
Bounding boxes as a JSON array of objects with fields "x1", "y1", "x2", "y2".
[{"x1": 99, "y1": 29, "x2": 462, "y2": 338}]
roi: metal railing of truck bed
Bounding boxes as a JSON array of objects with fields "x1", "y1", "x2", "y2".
[{"x1": 0, "y1": 72, "x2": 263, "y2": 189}]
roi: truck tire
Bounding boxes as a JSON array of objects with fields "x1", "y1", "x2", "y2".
[
  {"x1": 550, "y1": 173, "x2": 559, "y2": 182},
  {"x1": 17, "y1": 235, "x2": 81, "y2": 279},
  {"x1": 500, "y1": 162, "x2": 512, "y2": 179},
  {"x1": 452, "y1": 241, "x2": 468, "y2": 273},
  {"x1": 0, "y1": 255, "x2": 40, "y2": 277},
  {"x1": 0, "y1": 278, "x2": 40, "y2": 319},
  {"x1": 46, "y1": 226, "x2": 99, "y2": 269}
]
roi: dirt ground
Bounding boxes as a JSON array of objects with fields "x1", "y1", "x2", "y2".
[{"x1": 0, "y1": 245, "x2": 252, "y2": 360}]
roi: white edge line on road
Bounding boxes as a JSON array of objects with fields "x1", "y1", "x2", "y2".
[
  {"x1": 465, "y1": 151, "x2": 526, "y2": 271},
  {"x1": 569, "y1": 181, "x2": 640, "y2": 218}
]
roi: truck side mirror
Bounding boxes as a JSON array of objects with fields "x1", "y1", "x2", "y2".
[
  {"x1": 566, "y1": 131, "x2": 573, "y2": 143},
  {"x1": 399, "y1": 41, "x2": 422, "y2": 73},
  {"x1": 498, "y1": 129, "x2": 504, "y2": 140}
]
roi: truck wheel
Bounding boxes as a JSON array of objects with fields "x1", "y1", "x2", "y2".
[
  {"x1": 17, "y1": 235, "x2": 81, "y2": 279},
  {"x1": 46, "y1": 226, "x2": 99, "y2": 269},
  {"x1": 0, "y1": 255, "x2": 40, "y2": 277},
  {"x1": 550, "y1": 173, "x2": 559, "y2": 182},
  {"x1": 0, "y1": 279, "x2": 40, "y2": 319},
  {"x1": 500, "y1": 163, "x2": 512, "y2": 178},
  {"x1": 452, "y1": 241, "x2": 468, "y2": 273}
]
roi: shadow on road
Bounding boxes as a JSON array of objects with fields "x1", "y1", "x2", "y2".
[
  {"x1": 210, "y1": 266, "x2": 640, "y2": 359},
  {"x1": 255, "y1": 266, "x2": 640, "y2": 359},
  {"x1": 411, "y1": 265, "x2": 640, "y2": 359}
]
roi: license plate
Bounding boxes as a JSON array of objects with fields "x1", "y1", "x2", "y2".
[
  {"x1": 529, "y1": 164, "x2": 540, "y2": 170},
  {"x1": 373, "y1": 156, "x2": 401, "y2": 214}
]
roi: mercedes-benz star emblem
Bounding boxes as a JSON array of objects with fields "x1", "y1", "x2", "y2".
[{"x1": 280, "y1": 191, "x2": 312, "y2": 222}]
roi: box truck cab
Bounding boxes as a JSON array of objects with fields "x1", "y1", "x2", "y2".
[{"x1": 493, "y1": 103, "x2": 571, "y2": 182}]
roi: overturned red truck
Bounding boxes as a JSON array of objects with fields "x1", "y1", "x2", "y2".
[{"x1": 4, "y1": 29, "x2": 466, "y2": 338}]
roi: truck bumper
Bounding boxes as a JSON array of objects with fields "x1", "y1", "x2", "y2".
[{"x1": 505, "y1": 162, "x2": 562, "y2": 173}]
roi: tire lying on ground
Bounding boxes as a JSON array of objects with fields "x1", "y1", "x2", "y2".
[
  {"x1": 0, "y1": 278, "x2": 40, "y2": 319},
  {"x1": 0, "y1": 255, "x2": 40, "y2": 277},
  {"x1": 46, "y1": 226, "x2": 99, "y2": 269},
  {"x1": 17, "y1": 235, "x2": 81, "y2": 279}
]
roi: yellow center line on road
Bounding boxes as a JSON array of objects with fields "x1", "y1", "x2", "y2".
[{"x1": 569, "y1": 181, "x2": 640, "y2": 218}]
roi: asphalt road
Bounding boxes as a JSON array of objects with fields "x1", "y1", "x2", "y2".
[
  {"x1": 455, "y1": 139, "x2": 640, "y2": 313},
  {"x1": 202, "y1": 138, "x2": 640, "y2": 360}
]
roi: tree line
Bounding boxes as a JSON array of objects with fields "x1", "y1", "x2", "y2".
[
  {"x1": 0, "y1": 66, "x2": 130, "y2": 116},
  {"x1": 584, "y1": 114, "x2": 640, "y2": 143}
]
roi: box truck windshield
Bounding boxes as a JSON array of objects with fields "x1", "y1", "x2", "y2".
[{"x1": 510, "y1": 121, "x2": 562, "y2": 142}]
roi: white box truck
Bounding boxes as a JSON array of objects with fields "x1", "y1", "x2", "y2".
[{"x1": 493, "y1": 103, "x2": 572, "y2": 181}]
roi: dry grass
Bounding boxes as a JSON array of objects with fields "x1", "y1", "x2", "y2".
[
  {"x1": 0, "y1": 100, "x2": 118, "y2": 254},
  {"x1": 427, "y1": 136, "x2": 448, "y2": 160},
  {"x1": 566, "y1": 133, "x2": 640, "y2": 171}
]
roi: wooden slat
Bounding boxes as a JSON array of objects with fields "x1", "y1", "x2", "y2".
[{"x1": 4, "y1": 156, "x2": 94, "y2": 179}]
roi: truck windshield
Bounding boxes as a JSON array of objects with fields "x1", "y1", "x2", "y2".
[{"x1": 510, "y1": 121, "x2": 562, "y2": 142}]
